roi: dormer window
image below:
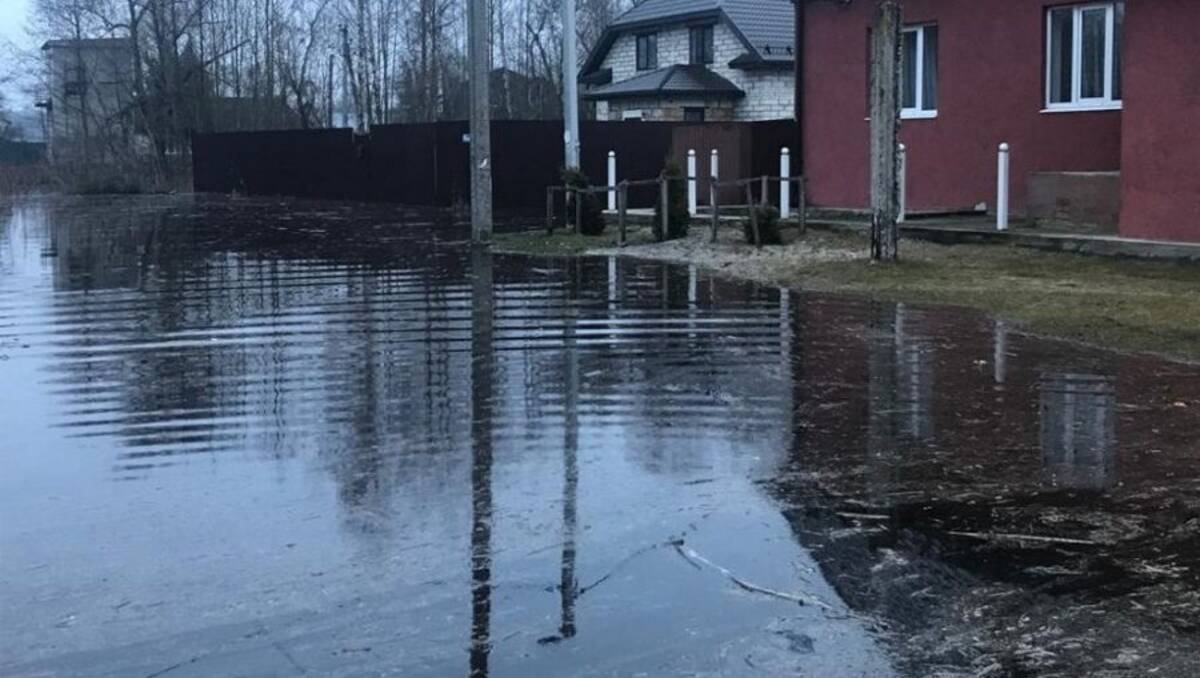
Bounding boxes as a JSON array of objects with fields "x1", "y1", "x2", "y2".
[
  {"x1": 637, "y1": 33, "x2": 658, "y2": 71},
  {"x1": 689, "y1": 25, "x2": 714, "y2": 65}
]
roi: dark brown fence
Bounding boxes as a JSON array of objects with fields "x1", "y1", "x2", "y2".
[{"x1": 192, "y1": 119, "x2": 797, "y2": 210}]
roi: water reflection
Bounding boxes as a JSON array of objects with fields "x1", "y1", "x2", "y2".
[
  {"x1": 1039, "y1": 372, "x2": 1117, "y2": 490},
  {"x1": 5, "y1": 196, "x2": 1200, "y2": 677},
  {"x1": 469, "y1": 246, "x2": 495, "y2": 678}
]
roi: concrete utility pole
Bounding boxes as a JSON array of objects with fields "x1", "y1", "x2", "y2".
[
  {"x1": 868, "y1": 0, "x2": 902, "y2": 261},
  {"x1": 468, "y1": 0, "x2": 494, "y2": 243},
  {"x1": 562, "y1": 0, "x2": 580, "y2": 169}
]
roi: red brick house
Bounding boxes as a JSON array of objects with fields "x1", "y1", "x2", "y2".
[{"x1": 796, "y1": 0, "x2": 1200, "y2": 242}]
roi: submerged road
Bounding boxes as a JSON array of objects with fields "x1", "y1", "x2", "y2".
[{"x1": 2, "y1": 195, "x2": 1199, "y2": 677}]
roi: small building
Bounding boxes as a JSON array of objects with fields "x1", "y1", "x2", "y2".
[
  {"x1": 581, "y1": 0, "x2": 796, "y2": 122},
  {"x1": 798, "y1": 0, "x2": 1200, "y2": 242},
  {"x1": 41, "y1": 38, "x2": 136, "y2": 160}
]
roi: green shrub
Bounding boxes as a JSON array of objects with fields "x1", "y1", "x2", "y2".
[
  {"x1": 653, "y1": 161, "x2": 689, "y2": 241},
  {"x1": 562, "y1": 167, "x2": 606, "y2": 236},
  {"x1": 744, "y1": 204, "x2": 783, "y2": 245}
]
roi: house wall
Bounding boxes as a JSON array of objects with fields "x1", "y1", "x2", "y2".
[
  {"x1": 598, "y1": 21, "x2": 794, "y2": 122},
  {"x1": 803, "y1": 0, "x2": 1122, "y2": 215},
  {"x1": 45, "y1": 44, "x2": 135, "y2": 158},
  {"x1": 1118, "y1": 0, "x2": 1200, "y2": 241},
  {"x1": 605, "y1": 98, "x2": 737, "y2": 122}
]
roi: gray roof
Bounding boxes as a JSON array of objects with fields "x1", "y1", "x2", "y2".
[
  {"x1": 42, "y1": 38, "x2": 132, "y2": 51},
  {"x1": 582, "y1": 65, "x2": 745, "y2": 101},
  {"x1": 601, "y1": 0, "x2": 794, "y2": 65}
]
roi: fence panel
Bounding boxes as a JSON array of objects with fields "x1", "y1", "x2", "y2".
[{"x1": 192, "y1": 119, "x2": 798, "y2": 210}]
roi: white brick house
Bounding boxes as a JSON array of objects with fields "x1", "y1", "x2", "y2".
[{"x1": 581, "y1": 0, "x2": 795, "y2": 122}]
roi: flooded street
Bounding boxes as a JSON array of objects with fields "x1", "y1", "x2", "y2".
[{"x1": 3, "y1": 195, "x2": 1200, "y2": 677}]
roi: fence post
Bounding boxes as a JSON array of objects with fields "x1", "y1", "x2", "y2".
[
  {"x1": 997, "y1": 142, "x2": 1010, "y2": 231},
  {"x1": 710, "y1": 177, "x2": 720, "y2": 243},
  {"x1": 687, "y1": 149, "x2": 697, "y2": 216},
  {"x1": 760, "y1": 176, "x2": 769, "y2": 207},
  {"x1": 745, "y1": 181, "x2": 761, "y2": 248},
  {"x1": 799, "y1": 177, "x2": 808, "y2": 234},
  {"x1": 618, "y1": 181, "x2": 628, "y2": 247},
  {"x1": 898, "y1": 143, "x2": 907, "y2": 224},
  {"x1": 607, "y1": 151, "x2": 617, "y2": 211},
  {"x1": 659, "y1": 176, "x2": 669, "y2": 242},
  {"x1": 780, "y1": 147, "x2": 791, "y2": 219},
  {"x1": 574, "y1": 188, "x2": 582, "y2": 233},
  {"x1": 546, "y1": 186, "x2": 555, "y2": 234}
]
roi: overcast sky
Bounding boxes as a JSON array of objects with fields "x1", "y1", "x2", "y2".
[{"x1": 1, "y1": 0, "x2": 34, "y2": 108}]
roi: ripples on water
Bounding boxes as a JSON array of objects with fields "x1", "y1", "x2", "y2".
[{"x1": 2, "y1": 195, "x2": 1199, "y2": 677}]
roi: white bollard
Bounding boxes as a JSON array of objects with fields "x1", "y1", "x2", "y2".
[
  {"x1": 997, "y1": 142, "x2": 1010, "y2": 231},
  {"x1": 687, "y1": 149, "x2": 697, "y2": 216},
  {"x1": 780, "y1": 147, "x2": 791, "y2": 219},
  {"x1": 898, "y1": 143, "x2": 907, "y2": 223},
  {"x1": 607, "y1": 151, "x2": 617, "y2": 211}
]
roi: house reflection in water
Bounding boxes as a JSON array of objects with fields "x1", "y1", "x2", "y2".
[
  {"x1": 867, "y1": 303, "x2": 935, "y2": 496},
  {"x1": 1039, "y1": 373, "x2": 1117, "y2": 491}
]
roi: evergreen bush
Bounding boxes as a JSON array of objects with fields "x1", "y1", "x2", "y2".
[
  {"x1": 744, "y1": 204, "x2": 783, "y2": 245},
  {"x1": 653, "y1": 161, "x2": 689, "y2": 240},
  {"x1": 562, "y1": 167, "x2": 606, "y2": 236}
]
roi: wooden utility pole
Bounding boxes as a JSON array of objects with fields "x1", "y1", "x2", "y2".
[
  {"x1": 468, "y1": 0, "x2": 494, "y2": 243},
  {"x1": 868, "y1": 0, "x2": 902, "y2": 261},
  {"x1": 561, "y1": 0, "x2": 580, "y2": 169}
]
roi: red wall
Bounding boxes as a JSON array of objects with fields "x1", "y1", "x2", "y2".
[
  {"x1": 803, "y1": 0, "x2": 1122, "y2": 215},
  {"x1": 1118, "y1": 0, "x2": 1200, "y2": 241}
]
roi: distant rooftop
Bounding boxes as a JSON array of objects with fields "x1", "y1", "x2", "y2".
[
  {"x1": 608, "y1": 0, "x2": 794, "y2": 63},
  {"x1": 42, "y1": 38, "x2": 132, "y2": 51}
]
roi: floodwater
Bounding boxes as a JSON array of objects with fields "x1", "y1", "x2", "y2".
[{"x1": 1, "y1": 196, "x2": 1199, "y2": 677}]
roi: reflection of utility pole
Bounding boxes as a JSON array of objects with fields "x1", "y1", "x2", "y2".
[
  {"x1": 559, "y1": 306, "x2": 579, "y2": 640},
  {"x1": 469, "y1": 247, "x2": 495, "y2": 678},
  {"x1": 468, "y1": 0, "x2": 494, "y2": 243},
  {"x1": 561, "y1": 0, "x2": 580, "y2": 168}
]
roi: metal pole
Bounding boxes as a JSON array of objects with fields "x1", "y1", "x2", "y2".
[
  {"x1": 898, "y1": 143, "x2": 907, "y2": 223},
  {"x1": 780, "y1": 147, "x2": 791, "y2": 219},
  {"x1": 468, "y1": 0, "x2": 493, "y2": 244},
  {"x1": 607, "y1": 151, "x2": 616, "y2": 211},
  {"x1": 997, "y1": 142, "x2": 1010, "y2": 231},
  {"x1": 562, "y1": 0, "x2": 580, "y2": 169},
  {"x1": 687, "y1": 149, "x2": 697, "y2": 216}
]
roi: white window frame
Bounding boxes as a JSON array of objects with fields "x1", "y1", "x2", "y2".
[
  {"x1": 901, "y1": 24, "x2": 937, "y2": 120},
  {"x1": 1044, "y1": 2, "x2": 1123, "y2": 113}
]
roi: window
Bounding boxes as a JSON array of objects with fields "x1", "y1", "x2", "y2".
[
  {"x1": 636, "y1": 33, "x2": 658, "y2": 71},
  {"x1": 689, "y1": 25, "x2": 714, "y2": 65},
  {"x1": 1046, "y1": 2, "x2": 1123, "y2": 110},
  {"x1": 622, "y1": 109, "x2": 644, "y2": 121},
  {"x1": 683, "y1": 107, "x2": 706, "y2": 122},
  {"x1": 901, "y1": 25, "x2": 938, "y2": 118}
]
